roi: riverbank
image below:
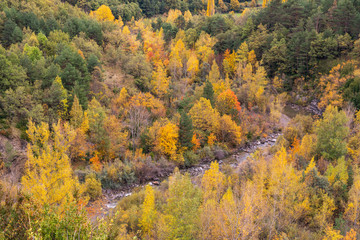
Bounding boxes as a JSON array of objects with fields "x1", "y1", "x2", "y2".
[{"x1": 92, "y1": 130, "x2": 282, "y2": 219}]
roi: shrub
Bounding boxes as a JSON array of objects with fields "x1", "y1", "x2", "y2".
[
  {"x1": 84, "y1": 174, "x2": 102, "y2": 200},
  {"x1": 198, "y1": 146, "x2": 214, "y2": 159},
  {"x1": 183, "y1": 150, "x2": 199, "y2": 167},
  {"x1": 100, "y1": 160, "x2": 136, "y2": 189}
]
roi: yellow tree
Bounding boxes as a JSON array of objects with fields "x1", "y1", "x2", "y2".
[
  {"x1": 207, "y1": 133, "x2": 217, "y2": 146},
  {"x1": 318, "y1": 62, "x2": 352, "y2": 109},
  {"x1": 69, "y1": 97, "x2": 89, "y2": 161},
  {"x1": 216, "y1": 89, "x2": 241, "y2": 119},
  {"x1": 140, "y1": 185, "x2": 156, "y2": 238},
  {"x1": 187, "y1": 52, "x2": 199, "y2": 81},
  {"x1": 263, "y1": 0, "x2": 268, "y2": 7},
  {"x1": 217, "y1": 114, "x2": 243, "y2": 146},
  {"x1": 21, "y1": 120, "x2": 78, "y2": 210},
  {"x1": 149, "y1": 119, "x2": 180, "y2": 162},
  {"x1": 195, "y1": 32, "x2": 216, "y2": 64},
  {"x1": 189, "y1": 97, "x2": 220, "y2": 134},
  {"x1": 230, "y1": 0, "x2": 241, "y2": 11},
  {"x1": 202, "y1": 161, "x2": 225, "y2": 201},
  {"x1": 151, "y1": 61, "x2": 170, "y2": 98},
  {"x1": 236, "y1": 42, "x2": 249, "y2": 63},
  {"x1": 209, "y1": 60, "x2": 221, "y2": 84},
  {"x1": 219, "y1": 188, "x2": 240, "y2": 239},
  {"x1": 218, "y1": 0, "x2": 228, "y2": 12},
  {"x1": 199, "y1": 161, "x2": 225, "y2": 239},
  {"x1": 70, "y1": 95, "x2": 84, "y2": 129},
  {"x1": 157, "y1": 122, "x2": 179, "y2": 162},
  {"x1": 163, "y1": 170, "x2": 201, "y2": 239},
  {"x1": 104, "y1": 115, "x2": 128, "y2": 159},
  {"x1": 142, "y1": 27, "x2": 166, "y2": 64},
  {"x1": 169, "y1": 39, "x2": 188, "y2": 79},
  {"x1": 111, "y1": 87, "x2": 129, "y2": 116},
  {"x1": 51, "y1": 76, "x2": 68, "y2": 120},
  {"x1": 239, "y1": 63, "x2": 268, "y2": 111},
  {"x1": 345, "y1": 167, "x2": 360, "y2": 230},
  {"x1": 122, "y1": 25, "x2": 131, "y2": 35},
  {"x1": 184, "y1": 10, "x2": 193, "y2": 22},
  {"x1": 167, "y1": 9, "x2": 183, "y2": 23},
  {"x1": 206, "y1": 0, "x2": 215, "y2": 16},
  {"x1": 90, "y1": 5, "x2": 115, "y2": 22},
  {"x1": 265, "y1": 148, "x2": 310, "y2": 237},
  {"x1": 223, "y1": 49, "x2": 237, "y2": 78}
]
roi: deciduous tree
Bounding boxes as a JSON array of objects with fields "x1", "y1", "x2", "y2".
[{"x1": 21, "y1": 120, "x2": 79, "y2": 210}]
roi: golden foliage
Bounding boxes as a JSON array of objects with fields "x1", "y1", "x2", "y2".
[
  {"x1": 189, "y1": 97, "x2": 220, "y2": 133},
  {"x1": 22, "y1": 120, "x2": 80, "y2": 210},
  {"x1": 206, "y1": 0, "x2": 215, "y2": 16},
  {"x1": 90, "y1": 5, "x2": 115, "y2": 22},
  {"x1": 151, "y1": 61, "x2": 170, "y2": 98},
  {"x1": 140, "y1": 185, "x2": 156, "y2": 238}
]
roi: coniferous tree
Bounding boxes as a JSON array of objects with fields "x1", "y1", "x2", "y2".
[
  {"x1": 202, "y1": 81, "x2": 215, "y2": 107},
  {"x1": 179, "y1": 111, "x2": 194, "y2": 150}
]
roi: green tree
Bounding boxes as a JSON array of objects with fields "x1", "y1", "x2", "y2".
[
  {"x1": 1, "y1": 20, "x2": 23, "y2": 47},
  {"x1": 202, "y1": 81, "x2": 215, "y2": 107},
  {"x1": 55, "y1": 47, "x2": 90, "y2": 107},
  {"x1": 315, "y1": 105, "x2": 349, "y2": 161},
  {"x1": 46, "y1": 76, "x2": 68, "y2": 121},
  {"x1": 163, "y1": 169, "x2": 202, "y2": 239},
  {"x1": 179, "y1": 111, "x2": 194, "y2": 150},
  {"x1": 87, "y1": 54, "x2": 100, "y2": 73},
  {"x1": 0, "y1": 49, "x2": 27, "y2": 92}
]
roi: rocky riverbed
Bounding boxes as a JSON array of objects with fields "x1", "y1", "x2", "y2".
[{"x1": 100, "y1": 131, "x2": 282, "y2": 212}]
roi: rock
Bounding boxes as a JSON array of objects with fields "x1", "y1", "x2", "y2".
[
  {"x1": 125, "y1": 193, "x2": 132, "y2": 197},
  {"x1": 152, "y1": 181, "x2": 160, "y2": 186},
  {"x1": 219, "y1": 160, "x2": 223, "y2": 164},
  {"x1": 306, "y1": 99, "x2": 322, "y2": 115},
  {"x1": 214, "y1": 149, "x2": 226, "y2": 160},
  {"x1": 106, "y1": 203, "x2": 117, "y2": 209},
  {"x1": 271, "y1": 139, "x2": 276, "y2": 142}
]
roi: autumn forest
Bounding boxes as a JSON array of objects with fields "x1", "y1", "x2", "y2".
[{"x1": 1, "y1": 0, "x2": 360, "y2": 239}]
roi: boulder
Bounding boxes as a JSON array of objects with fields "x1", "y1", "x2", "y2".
[{"x1": 214, "y1": 149, "x2": 226, "y2": 160}]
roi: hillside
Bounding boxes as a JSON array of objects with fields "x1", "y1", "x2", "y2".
[{"x1": 1, "y1": 0, "x2": 360, "y2": 239}]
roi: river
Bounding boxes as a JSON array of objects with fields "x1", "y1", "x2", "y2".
[{"x1": 100, "y1": 131, "x2": 283, "y2": 212}]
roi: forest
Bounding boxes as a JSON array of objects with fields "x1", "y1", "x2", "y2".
[{"x1": 1, "y1": 0, "x2": 360, "y2": 239}]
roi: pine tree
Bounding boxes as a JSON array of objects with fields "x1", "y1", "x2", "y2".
[
  {"x1": 179, "y1": 111, "x2": 194, "y2": 149},
  {"x1": 203, "y1": 81, "x2": 215, "y2": 107},
  {"x1": 48, "y1": 76, "x2": 68, "y2": 120}
]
